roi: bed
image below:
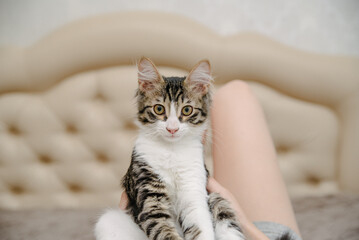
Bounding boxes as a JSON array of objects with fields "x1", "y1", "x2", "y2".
[{"x1": 0, "y1": 11, "x2": 358, "y2": 239}]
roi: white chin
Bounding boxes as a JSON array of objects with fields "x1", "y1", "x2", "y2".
[{"x1": 163, "y1": 134, "x2": 182, "y2": 142}]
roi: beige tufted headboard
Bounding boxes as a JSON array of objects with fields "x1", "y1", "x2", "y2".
[{"x1": 0, "y1": 12, "x2": 358, "y2": 210}]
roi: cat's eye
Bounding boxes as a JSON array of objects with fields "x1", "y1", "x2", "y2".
[
  {"x1": 153, "y1": 104, "x2": 165, "y2": 115},
  {"x1": 181, "y1": 105, "x2": 193, "y2": 116}
]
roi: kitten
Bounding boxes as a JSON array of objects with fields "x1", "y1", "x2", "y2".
[{"x1": 95, "y1": 58, "x2": 245, "y2": 240}]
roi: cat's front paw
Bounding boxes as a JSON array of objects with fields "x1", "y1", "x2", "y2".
[
  {"x1": 215, "y1": 222, "x2": 245, "y2": 240},
  {"x1": 157, "y1": 232, "x2": 183, "y2": 240}
]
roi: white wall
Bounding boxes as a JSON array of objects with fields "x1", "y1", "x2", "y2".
[{"x1": 0, "y1": 0, "x2": 358, "y2": 57}]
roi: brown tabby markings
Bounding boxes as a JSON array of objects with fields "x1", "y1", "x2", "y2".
[
  {"x1": 208, "y1": 193, "x2": 242, "y2": 233},
  {"x1": 123, "y1": 153, "x2": 182, "y2": 240},
  {"x1": 123, "y1": 58, "x2": 255, "y2": 240},
  {"x1": 137, "y1": 76, "x2": 209, "y2": 126}
]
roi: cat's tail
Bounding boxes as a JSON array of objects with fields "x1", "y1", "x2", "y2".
[
  {"x1": 95, "y1": 208, "x2": 146, "y2": 240},
  {"x1": 276, "y1": 233, "x2": 291, "y2": 240}
]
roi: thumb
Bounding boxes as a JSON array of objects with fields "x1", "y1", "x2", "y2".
[
  {"x1": 119, "y1": 191, "x2": 129, "y2": 210},
  {"x1": 207, "y1": 177, "x2": 226, "y2": 194}
]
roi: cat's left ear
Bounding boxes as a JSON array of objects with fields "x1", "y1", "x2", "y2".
[{"x1": 185, "y1": 60, "x2": 212, "y2": 95}]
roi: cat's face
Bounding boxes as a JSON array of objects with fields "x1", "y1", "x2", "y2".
[{"x1": 136, "y1": 57, "x2": 212, "y2": 142}]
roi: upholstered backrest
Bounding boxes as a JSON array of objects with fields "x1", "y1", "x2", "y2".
[{"x1": 0, "y1": 12, "x2": 358, "y2": 209}]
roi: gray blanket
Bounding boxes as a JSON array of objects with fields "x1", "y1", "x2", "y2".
[{"x1": 1, "y1": 194, "x2": 358, "y2": 240}]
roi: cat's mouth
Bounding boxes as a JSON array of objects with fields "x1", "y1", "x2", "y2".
[{"x1": 164, "y1": 133, "x2": 181, "y2": 141}]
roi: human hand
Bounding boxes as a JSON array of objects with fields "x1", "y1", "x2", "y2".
[
  {"x1": 119, "y1": 178, "x2": 269, "y2": 239},
  {"x1": 207, "y1": 177, "x2": 270, "y2": 240},
  {"x1": 206, "y1": 177, "x2": 249, "y2": 223},
  {"x1": 119, "y1": 191, "x2": 129, "y2": 210},
  {"x1": 119, "y1": 177, "x2": 246, "y2": 220}
]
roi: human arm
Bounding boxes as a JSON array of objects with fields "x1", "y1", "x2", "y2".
[
  {"x1": 120, "y1": 177, "x2": 270, "y2": 240},
  {"x1": 207, "y1": 177, "x2": 270, "y2": 240}
]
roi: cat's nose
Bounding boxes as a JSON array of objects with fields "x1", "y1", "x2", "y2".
[{"x1": 166, "y1": 127, "x2": 179, "y2": 134}]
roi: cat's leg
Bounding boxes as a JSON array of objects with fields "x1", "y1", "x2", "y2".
[
  {"x1": 125, "y1": 160, "x2": 183, "y2": 240},
  {"x1": 135, "y1": 198, "x2": 183, "y2": 240},
  {"x1": 176, "y1": 188, "x2": 216, "y2": 240},
  {"x1": 95, "y1": 208, "x2": 146, "y2": 240},
  {"x1": 208, "y1": 193, "x2": 246, "y2": 240}
]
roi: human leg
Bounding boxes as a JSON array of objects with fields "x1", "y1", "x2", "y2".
[{"x1": 211, "y1": 80, "x2": 300, "y2": 235}]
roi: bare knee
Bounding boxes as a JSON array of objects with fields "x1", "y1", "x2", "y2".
[{"x1": 213, "y1": 80, "x2": 253, "y2": 105}]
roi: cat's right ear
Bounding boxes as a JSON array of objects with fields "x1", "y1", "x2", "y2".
[{"x1": 137, "y1": 57, "x2": 163, "y2": 93}]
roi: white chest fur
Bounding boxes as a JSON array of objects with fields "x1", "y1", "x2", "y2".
[
  {"x1": 135, "y1": 134, "x2": 215, "y2": 240},
  {"x1": 135, "y1": 134, "x2": 207, "y2": 195}
]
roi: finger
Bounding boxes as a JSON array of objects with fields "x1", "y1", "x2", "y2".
[
  {"x1": 207, "y1": 177, "x2": 225, "y2": 193},
  {"x1": 119, "y1": 191, "x2": 129, "y2": 210},
  {"x1": 208, "y1": 178, "x2": 244, "y2": 216}
]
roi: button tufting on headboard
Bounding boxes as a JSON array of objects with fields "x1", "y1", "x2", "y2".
[
  {"x1": 0, "y1": 65, "x2": 348, "y2": 208},
  {"x1": 123, "y1": 120, "x2": 137, "y2": 130},
  {"x1": 9, "y1": 185, "x2": 25, "y2": 195},
  {"x1": 249, "y1": 81, "x2": 340, "y2": 197},
  {"x1": 0, "y1": 12, "x2": 358, "y2": 210},
  {"x1": 8, "y1": 125, "x2": 21, "y2": 136},
  {"x1": 306, "y1": 176, "x2": 321, "y2": 186},
  {"x1": 276, "y1": 145, "x2": 290, "y2": 154},
  {"x1": 65, "y1": 124, "x2": 78, "y2": 134},
  {"x1": 94, "y1": 91, "x2": 107, "y2": 102},
  {"x1": 96, "y1": 153, "x2": 110, "y2": 164},
  {"x1": 67, "y1": 183, "x2": 83, "y2": 193},
  {"x1": 38, "y1": 155, "x2": 53, "y2": 165}
]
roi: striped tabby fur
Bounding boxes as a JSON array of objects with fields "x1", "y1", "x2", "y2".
[{"x1": 95, "y1": 58, "x2": 290, "y2": 240}]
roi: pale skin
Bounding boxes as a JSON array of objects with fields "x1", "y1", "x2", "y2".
[{"x1": 120, "y1": 80, "x2": 301, "y2": 239}]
